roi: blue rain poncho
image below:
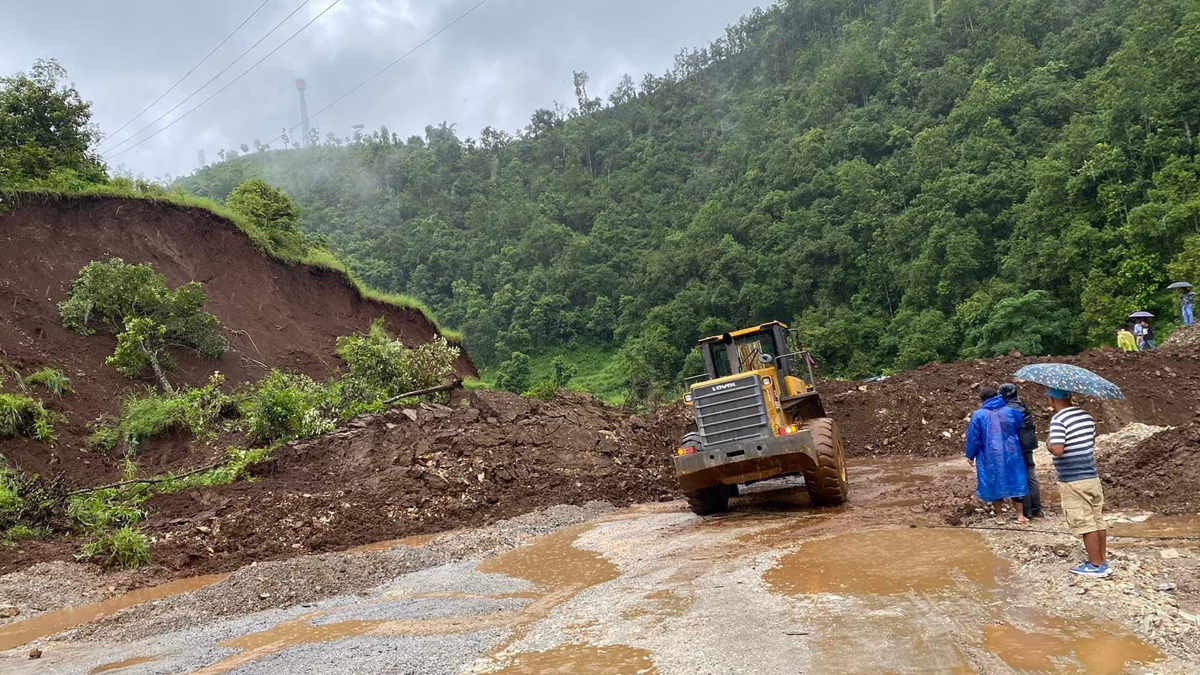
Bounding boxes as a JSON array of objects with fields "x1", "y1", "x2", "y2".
[{"x1": 964, "y1": 395, "x2": 1028, "y2": 501}]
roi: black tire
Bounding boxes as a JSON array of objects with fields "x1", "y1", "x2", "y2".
[
  {"x1": 803, "y1": 417, "x2": 849, "y2": 506},
  {"x1": 685, "y1": 486, "x2": 729, "y2": 515}
]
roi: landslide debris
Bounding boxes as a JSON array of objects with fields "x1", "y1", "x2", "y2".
[
  {"x1": 1101, "y1": 418, "x2": 1200, "y2": 515},
  {"x1": 140, "y1": 390, "x2": 689, "y2": 577},
  {"x1": 0, "y1": 196, "x2": 475, "y2": 485},
  {"x1": 821, "y1": 350, "x2": 1200, "y2": 458}
]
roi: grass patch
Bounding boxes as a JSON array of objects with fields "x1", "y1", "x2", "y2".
[
  {"x1": 77, "y1": 526, "x2": 150, "y2": 569},
  {"x1": 3, "y1": 524, "x2": 49, "y2": 546},
  {"x1": 2, "y1": 184, "x2": 464, "y2": 345},
  {"x1": 26, "y1": 367, "x2": 72, "y2": 397},
  {"x1": 0, "y1": 393, "x2": 56, "y2": 444},
  {"x1": 117, "y1": 373, "x2": 233, "y2": 449},
  {"x1": 482, "y1": 343, "x2": 626, "y2": 404}
]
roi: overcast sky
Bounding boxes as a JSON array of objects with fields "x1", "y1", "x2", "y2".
[{"x1": 1, "y1": 0, "x2": 768, "y2": 180}]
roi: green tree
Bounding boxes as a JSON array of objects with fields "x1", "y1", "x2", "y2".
[
  {"x1": 550, "y1": 356, "x2": 578, "y2": 389},
  {"x1": 0, "y1": 59, "x2": 104, "y2": 185},
  {"x1": 59, "y1": 259, "x2": 225, "y2": 392},
  {"x1": 495, "y1": 352, "x2": 532, "y2": 394},
  {"x1": 225, "y1": 179, "x2": 307, "y2": 258}
]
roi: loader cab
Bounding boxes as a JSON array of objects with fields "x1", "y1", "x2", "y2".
[
  {"x1": 690, "y1": 321, "x2": 824, "y2": 420},
  {"x1": 698, "y1": 321, "x2": 797, "y2": 382}
]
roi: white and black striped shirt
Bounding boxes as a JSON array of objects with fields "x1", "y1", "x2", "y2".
[{"x1": 1048, "y1": 407, "x2": 1098, "y2": 483}]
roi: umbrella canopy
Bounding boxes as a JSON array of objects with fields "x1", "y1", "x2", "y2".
[
  {"x1": 1167, "y1": 281, "x2": 1193, "y2": 290},
  {"x1": 1128, "y1": 311, "x2": 1155, "y2": 319},
  {"x1": 1012, "y1": 363, "x2": 1125, "y2": 401}
]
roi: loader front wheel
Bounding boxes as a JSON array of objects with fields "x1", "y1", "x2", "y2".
[
  {"x1": 803, "y1": 417, "x2": 848, "y2": 506},
  {"x1": 685, "y1": 486, "x2": 729, "y2": 516}
]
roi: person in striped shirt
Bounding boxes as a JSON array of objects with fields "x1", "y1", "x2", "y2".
[{"x1": 1046, "y1": 388, "x2": 1111, "y2": 577}]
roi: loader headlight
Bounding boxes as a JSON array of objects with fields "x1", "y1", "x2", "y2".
[
  {"x1": 778, "y1": 424, "x2": 799, "y2": 436},
  {"x1": 763, "y1": 377, "x2": 772, "y2": 387},
  {"x1": 684, "y1": 393, "x2": 693, "y2": 403}
]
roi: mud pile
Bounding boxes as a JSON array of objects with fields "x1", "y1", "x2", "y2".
[
  {"x1": 1162, "y1": 324, "x2": 1200, "y2": 355},
  {"x1": 1100, "y1": 418, "x2": 1200, "y2": 514},
  {"x1": 0, "y1": 195, "x2": 475, "y2": 485},
  {"x1": 141, "y1": 390, "x2": 688, "y2": 576},
  {"x1": 821, "y1": 350, "x2": 1200, "y2": 458}
]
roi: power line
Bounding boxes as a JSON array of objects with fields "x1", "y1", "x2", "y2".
[
  {"x1": 106, "y1": 0, "x2": 343, "y2": 161},
  {"x1": 103, "y1": 0, "x2": 274, "y2": 145},
  {"x1": 101, "y1": 0, "x2": 320, "y2": 156},
  {"x1": 260, "y1": 0, "x2": 494, "y2": 150}
]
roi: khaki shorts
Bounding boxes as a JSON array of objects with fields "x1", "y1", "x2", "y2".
[{"x1": 1059, "y1": 478, "x2": 1105, "y2": 536}]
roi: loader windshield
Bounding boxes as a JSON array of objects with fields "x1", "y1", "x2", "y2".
[{"x1": 734, "y1": 333, "x2": 777, "y2": 373}]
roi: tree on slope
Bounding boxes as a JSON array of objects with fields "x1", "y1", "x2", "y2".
[
  {"x1": 0, "y1": 59, "x2": 104, "y2": 185},
  {"x1": 59, "y1": 259, "x2": 226, "y2": 392},
  {"x1": 225, "y1": 179, "x2": 308, "y2": 259}
]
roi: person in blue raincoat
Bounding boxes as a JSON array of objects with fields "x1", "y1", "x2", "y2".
[{"x1": 965, "y1": 387, "x2": 1029, "y2": 525}]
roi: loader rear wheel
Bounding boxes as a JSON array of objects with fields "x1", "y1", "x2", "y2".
[
  {"x1": 685, "y1": 486, "x2": 729, "y2": 516},
  {"x1": 803, "y1": 417, "x2": 848, "y2": 506}
]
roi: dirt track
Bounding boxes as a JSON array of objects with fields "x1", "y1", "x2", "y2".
[{"x1": 3, "y1": 456, "x2": 1197, "y2": 674}]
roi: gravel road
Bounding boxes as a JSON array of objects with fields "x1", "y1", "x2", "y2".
[{"x1": 2, "y1": 458, "x2": 1198, "y2": 674}]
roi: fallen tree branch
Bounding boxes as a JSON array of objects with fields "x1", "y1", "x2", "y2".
[
  {"x1": 382, "y1": 379, "x2": 462, "y2": 405},
  {"x1": 68, "y1": 459, "x2": 229, "y2": 496}
]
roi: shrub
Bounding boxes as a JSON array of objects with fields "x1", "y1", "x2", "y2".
[
  {"x1": 0, "y1": 393, "x2": 55, "y2": 444},
  {"x1": 3, "y1": 524, "x2": 48, "y2": 544},
  {"x1": 59, "y1": 258, "x2": 226, "y2": 391},
  {"x1": 118, "y1": 373, "x2": 232, "y2": 449},
  {"x1": 525, "y1": 380, "x2": 557, "y2": 401},
  {"x1": 87, "y1": 419, "x2": 119, "y2": 452},
  {"x1": 26, "y1": 367, "x2": 71, "y2": 397},
  {"x1": 78, "y1": 526, "x2": 150, "y2": 568},
  {"x1": 243, "y1": 370, "x2": 336, "y2": 443},
  {"x1": 0, "y1": 467, "x2": 66, "y2": 533},
  {"x1": 225, "y1": 179, "x2": 309, "y2": 259},
  {"x1": 335, "y1": 320, "x2": 460, "y2": 404},
  {"x1": 495, "y1": 352, "x2": 531, "y2": 394},
  {"x1": 550, "y1": 356, "x2": 577, "y2": 389}
]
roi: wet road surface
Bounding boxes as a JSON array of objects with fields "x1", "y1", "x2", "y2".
[{"x1": 2, "y1": 458, "x2": 1193, "y2": 674}]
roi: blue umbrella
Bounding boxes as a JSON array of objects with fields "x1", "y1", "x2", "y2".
[{"x1": 1012, "y1": 363, "x2": 1125, "y2": 401}]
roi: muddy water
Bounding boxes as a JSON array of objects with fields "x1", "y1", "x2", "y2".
[
  {"x1": 476, "y1": 524, "x2": 617, "y2": 590},
  {"x1": 484, "y1": 643, "x2": 657, "y2": 675},
  {"x1": 984, "y1": 611, "x2": 1163, "y2": 673},
  {"x1": 765, "y1": 528, "x2": 1008, "y2": 596},
  {"x1": 0, "y1": 574, "x2": 226, "y2": 652},
  {"x1": 1110, "y1": 514, "x2": 1200, "y2": 539},
  {"x1": 88, "y1": 655, "x2": 157, "y2": 674}
]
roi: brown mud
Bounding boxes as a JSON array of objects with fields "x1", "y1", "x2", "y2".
[
  {"x1": 0, "y1": 195, "x2": 475, "y2": 487},
  {"x1": 1101, "y1": 417, "x2": 1200, "y2": 514}
]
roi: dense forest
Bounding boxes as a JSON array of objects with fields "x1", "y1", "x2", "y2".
[{"x1": 177, "y1": 0, "x2": 1200, "y2": 393}]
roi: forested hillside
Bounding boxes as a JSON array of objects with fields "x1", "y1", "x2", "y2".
[{"x1": 178, "y1": 0, "x2": 1200, "y2": 392}]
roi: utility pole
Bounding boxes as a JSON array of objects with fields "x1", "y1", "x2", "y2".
[{"x1": 295, "y1": 79, "x2": 311, "y2": 148}]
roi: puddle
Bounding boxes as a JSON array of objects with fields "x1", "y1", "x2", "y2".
[
  {"x1": 476, "y1": 524, "x2": 617, "y2": 591},
  {"x1": 90, "y1": 655, "x2": 157, "y2": 674},
  {"x1": 0, "y1": 573, "x2": 226, "y2": 652},
  {"x1": 193, "y1": 608, "x2": 520, "y2": 675},
  {"x1": 765, "y1": 529, "x2": 1008, "y2": 596},
  {"x1": 984, "y1": 612, "x2": 1162, "y2": 673},
  {"x1": 1110, "y1": 514, "x2": 1200, "y2": 540},
  {"x1": 484, "y1": 643, "x2": 657, "y2": 675}
]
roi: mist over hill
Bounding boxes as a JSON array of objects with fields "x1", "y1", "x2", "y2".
[{"x1": 178, "y1": 0, "x2": 1200, "y2": 390}]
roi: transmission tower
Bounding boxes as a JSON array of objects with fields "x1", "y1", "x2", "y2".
[
  {"x1": 198, "y1": 149, "x2": 206, "y2": 168},
  {"x1": 295, "y1": 78, "x2": 311, "y2": 148}
]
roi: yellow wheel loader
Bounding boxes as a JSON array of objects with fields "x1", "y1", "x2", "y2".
[{"x1": 673, "y1": 321, "x2": 848, "y2": 515}]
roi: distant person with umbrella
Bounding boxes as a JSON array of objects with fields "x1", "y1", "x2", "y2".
[
  {"x1": 999, "y1": 383, "x2": 1042, "y2": 518},
  {"x1": 1129, "y1": 311, "x2": 1154, "y2": 350},
  {"x1": 1013, "y1": 364, "x2": 1124, "y2": 578},
  {"x1": 1170, "y1": 282, "x2": 1195, "y2": 326},
  {"x1": 964, "y1": 387, "x2": 1028, "y2": 525},
  {"x1": 1138, "y1": 318, "x2": 1156, "y2": 351}
]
